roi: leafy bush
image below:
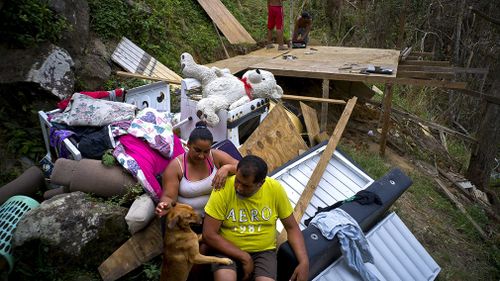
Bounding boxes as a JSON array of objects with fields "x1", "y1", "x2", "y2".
[{"x1": 0, "y1": 0, "x2": 68, "y2": 47}]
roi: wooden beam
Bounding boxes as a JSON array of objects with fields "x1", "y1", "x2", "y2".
[
  {"x1": 281, "y1": 95, "x2": 346, "y2": 104},
  {"x1": 397, "y1": 70, "x2": 455, "y2": 80},
  {"x1": 401, "y1": 60, "x2": 450, "y2": 66},
  {"x1": 396, "y1": 0, "x2": 410, "y2": 49},
  {"x1": 379, "y1": 83, "x2": 393, "y2": 156},
  {"x1": 115, "y1": 71, "x2": 181, "y2": 84},
  {"x1": 394, "y1": 78, "x2": 467, "y2": 89},
  {"x1": 397, "y1": 65, "x2": 488, "y2": 74},
  {"x1": 277, "y1": 97, "x2": 358, "y2": 245},
  {"x1": 321, "y1": 79, "x2": 330, "y2": 131},
  {"x1": 268, "y1": 68, "x2": 467, "y2": 90},
  {"x1": 461, "y1": 89, "x2": 500, "y2": 105},
  {"x1": 409, "y1": 51, "x2": 434, "y2": 57}
]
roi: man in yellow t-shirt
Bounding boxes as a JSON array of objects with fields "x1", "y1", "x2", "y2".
[{"x1": 203, "y1": 155, "x2": 309, "y2": 281}]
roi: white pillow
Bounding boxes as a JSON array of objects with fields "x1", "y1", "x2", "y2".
[{"x1": 125, "y1": 194, "x2": 155, "y2": 234}]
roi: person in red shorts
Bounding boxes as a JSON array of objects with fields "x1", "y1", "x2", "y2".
[{"x1": 266, "y1": 0, "x2": 288, "y2": 50}]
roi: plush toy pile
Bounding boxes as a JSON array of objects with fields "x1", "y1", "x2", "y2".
[{"x1": 180, "y1": 52, "x2": 283, "y2": 126}]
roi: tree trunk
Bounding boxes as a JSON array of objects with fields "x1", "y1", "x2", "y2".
[{"x1": 467, "y1": 77, "x2": 500, "y2": 211}]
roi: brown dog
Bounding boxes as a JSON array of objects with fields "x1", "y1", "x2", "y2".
[{"x1": 160, "y1": 202, "x2": 232, "y2": 281}]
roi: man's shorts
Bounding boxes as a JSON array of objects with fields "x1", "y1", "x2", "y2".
[
  {"x1": 212, "y1": 250, "x2": 277, "y2": 279},
  {"x1": 268, "y1": 5, "x2": 284, "y2": 30}
]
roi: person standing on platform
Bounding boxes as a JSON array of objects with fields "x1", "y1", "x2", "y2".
[{"x1": 266, "y1": 0, "x2": 289, "y2": 51}]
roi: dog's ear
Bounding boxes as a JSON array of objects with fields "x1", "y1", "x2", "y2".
[{"x1": 167, "y1": 215, "x2": 179, "y2": 229}]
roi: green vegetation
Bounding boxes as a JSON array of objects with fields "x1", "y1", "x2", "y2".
[
  {"x1": 0, "y1": 0, "x2": 68, "y2": 47},
  {"x1": 339, "y1": 144, "x2": 390, "y2": 179}
]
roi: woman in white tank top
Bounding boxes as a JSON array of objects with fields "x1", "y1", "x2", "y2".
[{"x1": 155, "y1": 121, "x2": 238, "y2": 216}]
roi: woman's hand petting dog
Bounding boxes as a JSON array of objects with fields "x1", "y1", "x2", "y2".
[{"x1": 155, "y1": 201, "x2": 172, "y2": 217}]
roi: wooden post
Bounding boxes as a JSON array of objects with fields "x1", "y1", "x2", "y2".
[
  {"x1": 321, "y1": 79, "x2": 330, "y2": 131},
  {"x1": 379, "y1": 83, "x2": 393, "y2": 156},
  {"x1": 277, "y1": 97, "x2": 357, "y2": 244},
  {"x1": 396, "y1": 0, "x2": 409, "y2": 48}
]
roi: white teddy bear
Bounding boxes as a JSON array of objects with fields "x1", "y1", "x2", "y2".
[{"x1": 180, "y1": 52, "x2": 283, "y2": 127}]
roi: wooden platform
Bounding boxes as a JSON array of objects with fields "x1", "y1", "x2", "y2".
[
  {"x1": 207, "y1": 46, "x2": 400, "y2": 83},
  {"x1": 206, "y1": 46, "x2": 472, "y2": 90},
  {"x1": 197, "y1": 0, "x2": 255, "y2": 44}
]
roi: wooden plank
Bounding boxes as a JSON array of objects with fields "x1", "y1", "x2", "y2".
[
  {"x1": 196, "y1": 0, "x2": 255, "y2": 44},
  {"x1": 282, "y1": 95, "x2": 346, "y2": 104},
  {"x1": 401, "y1": 60, "x2": 450, "y2": 66},
  {"x1": 98, "y1": 219, "x2": 162, "y2": 281},
  {"x1": 398, "y1": 65, "x2": 488, "y2": 74},
  {"x1": 321, "y1": 80, "x2": 329, "y2": 131},
  {"x1": 394, "y1": 78, "x2": 467, "y2": 89},
  {"x1": 278, "y1": 97, "x2": 358, "y2": 244},
  {"x1": 409, "y1": 51, "x2": 434, "y2": 57},
  {"x1": 397, "y1": 70, "x2": 455, "y2": 79},
  {"x1": 115, "y1": 71, "x2": 181, "y2": 84},
  {"x1": 300, "y1": 102, "x2": 321, "y2": 146},
  {"x1": 379, "y1": 84, "x2": 393, "y2": 156},
  {"x1": 239, "y1": 104, "x2": 308, "y2": 172}
]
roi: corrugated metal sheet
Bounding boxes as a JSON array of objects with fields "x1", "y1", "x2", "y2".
[
  {"x1": 271, "y1": 144, "x2": 374, "y2": 231},
  {"x1": 313, "y1": 212, "x2": 441, "y2": 281}
]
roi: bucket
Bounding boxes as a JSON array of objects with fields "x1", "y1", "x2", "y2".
[{"x1": 0, "y1": 195, "x2": 40, "y2": 272}]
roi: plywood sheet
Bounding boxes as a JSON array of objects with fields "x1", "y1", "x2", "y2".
[
  {"x1": 197, "y1": 0, "x2": 255, "y2": 44},
  {"x1": 300, "y1": 102, "x2": 320, "y2": 146},
  {"x1": 251, "y1": 46, "x2": 400, "y2": 83},
  {"x1": 240, "y1": 105, "x2": 307, "y2": 173},
  {"x1": 112, "y1": 37, "x2": 182, "y2": 83}
]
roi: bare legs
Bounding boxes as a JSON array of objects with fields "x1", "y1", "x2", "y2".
[{"x1": 267, "y1": 29, "x2": 287, "y2": 50}]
